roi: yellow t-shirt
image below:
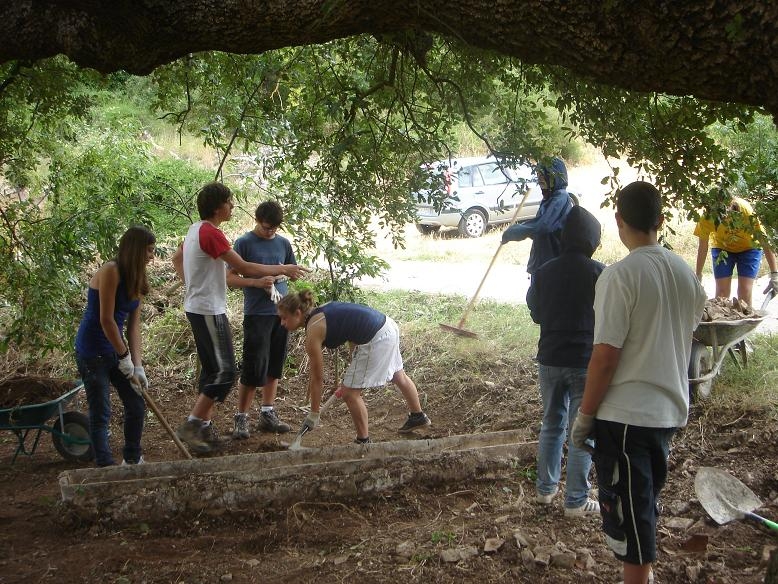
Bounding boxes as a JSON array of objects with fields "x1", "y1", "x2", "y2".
[{"x1": 693, "y1": 198, "x2": 764, "y2": 253}]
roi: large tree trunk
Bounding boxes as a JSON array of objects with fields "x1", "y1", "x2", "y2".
[{"x1": 1, "y1": 1, "x2": 777, "y2": 116}]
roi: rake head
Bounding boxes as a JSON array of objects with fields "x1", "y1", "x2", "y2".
[{"x1": 439, "y1": 322, "x2": 478, "y2": 339}]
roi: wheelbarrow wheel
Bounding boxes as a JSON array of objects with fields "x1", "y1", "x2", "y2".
[
  {"x1": 689, "y1": 342, "x2": 713, "y2": 400},
  {"x1": 52, "y1": 411, "x2": 94, "y2": 462}
]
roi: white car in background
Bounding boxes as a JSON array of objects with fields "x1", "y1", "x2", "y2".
[{"x1": 413, "y1": 156, "x2": 578, "y2": 238}]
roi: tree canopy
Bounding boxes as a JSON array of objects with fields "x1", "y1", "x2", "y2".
[
  {"x1": 2, "y1": 2, "x2": 778, "y2": 352},
  {"x1": 2, "y1": 1, "x2": 778, "y2": 117}
]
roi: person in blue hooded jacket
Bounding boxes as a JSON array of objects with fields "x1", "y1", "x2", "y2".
[
  {"x1": 501, "y1": 157, "x2": 573, "y2": 276},
  {"x1": 526, "y1": 205, "x2": 605, "y2": 517}
]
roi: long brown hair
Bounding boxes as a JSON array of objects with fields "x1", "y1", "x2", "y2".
[{"x1": 115, "y1": 226, "x2": 155, "y2": 300}]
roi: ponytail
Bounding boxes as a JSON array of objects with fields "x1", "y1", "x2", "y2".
[{"x1": 277, "y1": 289, "x2": 317, "y2": 314}]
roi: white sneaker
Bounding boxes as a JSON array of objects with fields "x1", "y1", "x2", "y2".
[
  {"x1": 121, "y1": 456, "x2": 145, "y2": 465},
  {"x1": 564, "y1": 498, "x2": 600, "y2": 517},
  {"x1": 535, "y1": 486, "x2": 559, "y2": 505}
]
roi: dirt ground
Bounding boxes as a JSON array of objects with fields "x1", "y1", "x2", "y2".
[
  {"x1": 1, "y1": 157, "x2": 776, "y2": 582},
  {"x1": 1, "y1": 354, "x2": 777, "y2": 584}
]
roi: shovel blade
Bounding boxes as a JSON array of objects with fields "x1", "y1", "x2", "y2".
[{"x1": 694, "y1": 466, "x2": 763, "y2": 525}]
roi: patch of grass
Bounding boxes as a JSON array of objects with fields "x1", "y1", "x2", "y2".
[
  {"x1": 513, "y1": 462, "x2": 538, "y2": 482},
  {"x1": 365, "y1": 289, "x2": 539, "y2": 365},
  {"x1": 430, "y1": 530, "x2": 456, "y2": 545},
  {"x1": 705, "y1": 333, "x2": 778, "y2": 415}
]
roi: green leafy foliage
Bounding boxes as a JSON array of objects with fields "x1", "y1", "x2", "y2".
[
  {"x1": 0, "y1": 58, "x2": 98, "y2": 187},
  {"x1": 0, "y1": 114, "x2": 212, "y2": 351},
  {"x1": 4, "y1": 34, "x2": 778, "y2": 354}
]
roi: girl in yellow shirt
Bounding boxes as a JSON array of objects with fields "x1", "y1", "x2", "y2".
[{"x1": 694, "y1": 197, "x2": 777, "y2": 306}]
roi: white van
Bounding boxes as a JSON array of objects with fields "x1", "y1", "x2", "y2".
[{"x1": 413, "y1": 156, "x2": 577, "y2": 238}]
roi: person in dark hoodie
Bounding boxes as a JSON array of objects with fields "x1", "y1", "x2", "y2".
[
  {"x1": 525, "y1": 205, "x2": 605, "y2": 517},
  {"x1": 501, "y1": 156, "x2": 574, "y2": 277}
]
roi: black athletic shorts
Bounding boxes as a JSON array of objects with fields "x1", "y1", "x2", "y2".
[
  {"x1": 593, "y1": 420, "x2": 676, "y2": 566},
  {"x1": 240, "y1": 314, "x2": 289, "y2": 387}
]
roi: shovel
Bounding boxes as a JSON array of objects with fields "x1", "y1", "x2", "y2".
[
  {"x1": 286, "y1": 389, "x2": 342, "y2": 451},
  {"x1": 694, "y1": 466, "x2": 778, "y2": 532},
  {"x1": 129, "y1": 375, "x2": 192, "y2": 460}
]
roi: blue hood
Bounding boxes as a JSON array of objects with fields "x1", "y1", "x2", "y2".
[{"x1": 537, "y1": 157, "x2": 568, "y2": 196}]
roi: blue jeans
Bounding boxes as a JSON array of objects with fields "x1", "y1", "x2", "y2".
[
  {"x1": 76, "y1": 353, "x2": 146, "y2": 466},
  {"x1": 536, "y1": 364, "x2": 593, "y2": 508}
]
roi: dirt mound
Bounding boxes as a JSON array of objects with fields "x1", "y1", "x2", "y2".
[
  {"x1": 0, "y1": 376, "x2": 76, "y2": 409},
  {"x1": 701, "y1": 297, "x2": 757, "y2": 321}
]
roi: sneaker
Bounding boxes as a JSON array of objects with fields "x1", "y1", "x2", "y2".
[
  {"x1": 232, "y1": 413, "x2": 250, "y2": 439},
  {"x1": 398, "y1": 412, "x2": 431, "y2": 433},
  {"x1": 535, "y1": 486, "x2": 559, "y2": 505},
  {"x1": 564, "y1": 498, "x2": 600, "y2": 517},
  {"x1": 200, "y1": 422, "x2": 230, "y2": 447},
  {"x1": 257, "y1": 409, "x2": 291, "y2": 434},
  {"x1": 354, "y1": 437, "x2": 371, "y2": 444},
  {"x1": 176, "y1": 420, "x2": 212, "y2": 453},
  {"x1": 121, "y1": 456, "x2": 145, "y2": 465}
]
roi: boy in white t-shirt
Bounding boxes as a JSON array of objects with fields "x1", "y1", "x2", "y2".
[
  {"x1": 172, "y1": 182, "x2": 300, "y2": 453},
  {"x1": 572, "y1": 181, "x2": 706, "y2": 584}
]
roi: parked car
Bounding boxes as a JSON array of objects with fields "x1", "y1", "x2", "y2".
[{"x1": 413, "y1": 156, "x2": 579, "y2": 238}]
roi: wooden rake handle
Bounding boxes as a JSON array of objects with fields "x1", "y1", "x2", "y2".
[
  {"x1": 455, "y1": 188, "x2": 532, "y2": 329},
  {"x1": 141, "y1": 387, "x2": 192, "y2": 460}
]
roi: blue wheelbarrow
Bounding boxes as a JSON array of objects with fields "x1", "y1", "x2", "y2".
[{"x1": 0, "y1": 383, "x2": 93, "y2": 463}]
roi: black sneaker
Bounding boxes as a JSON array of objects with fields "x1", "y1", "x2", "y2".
[
  {"x1": 257, "y1": 409, "x2": 292, "y2": 433},
  {"x1": 354, "y1": 437, "x2": 371, "y2": 444},
  {"x1": 398, "y1": 412, "x2": 431, "y2": 433}
]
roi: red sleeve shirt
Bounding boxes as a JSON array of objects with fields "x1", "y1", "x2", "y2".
[{"x1": 198, "y1": 221, "x2": 231, "y2": 259}]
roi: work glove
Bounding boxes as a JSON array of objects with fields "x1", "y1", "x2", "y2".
[
  {"x1": 300, "y1": 411, "x2": 320, "y2": 434},
  {"x1": 134, "y1": 366, "x2": 148, "y2": 391},
  {"x1": 129, "y1": 377, "x2": 143, "y2": 397},
  {"x1": 117, "y1": 352, "x2": 134, "y2": 380},
  {"x1": 570, "y1": 410, "x2": 595, "y2": 453},
  {"x1": 270, "y1": 283, "x2": 282, "y2": 304},
  {"x1": 763, "y1": 271, "x2": 778, "y2": 298}
]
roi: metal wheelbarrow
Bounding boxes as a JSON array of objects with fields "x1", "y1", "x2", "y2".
[
  {"x1": 688, "y1": 311, "x2": 769, "y2": 399},
  {"x1": 0, "y1": 383, "x2": 93, "y2": 463}
]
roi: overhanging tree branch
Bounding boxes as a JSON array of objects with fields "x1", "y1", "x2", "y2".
[{"x1": 1, "y1": 1, "x2": 777, "y2": 116}]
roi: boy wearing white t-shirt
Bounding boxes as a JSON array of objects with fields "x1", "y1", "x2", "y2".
[
  {"x1": 572, "y1": 181, "x2": 706, "y2": 584},
  {"x1": 172, "y1": 182, "x2": 293, "y2": 453}
]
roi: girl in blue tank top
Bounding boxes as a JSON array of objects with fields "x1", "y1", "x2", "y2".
[
  {"x1": 74, "y1": 226, "x2": 156, "y2": 466},
  {"x1": 277, "y1": 290, "x2": 431, "y2": 444}
]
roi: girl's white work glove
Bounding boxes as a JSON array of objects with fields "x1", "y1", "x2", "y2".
[
  {"x1": 117, "y1": 351, "x2": 134, "y2": 380},
  {"x1": 134, "y1": 366, "x2": 148, "y2": 391}
]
